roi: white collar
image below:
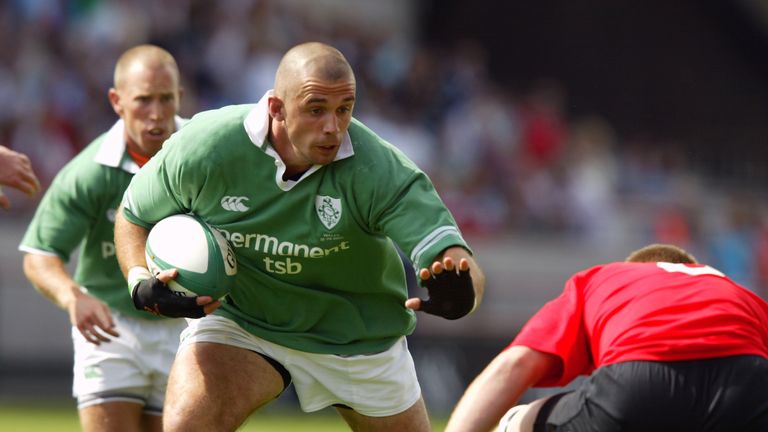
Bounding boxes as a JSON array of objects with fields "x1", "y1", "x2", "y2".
[
  {"x1": 93, "y1": 116, "x2": 185, "y2": 174},
  {"x1": 243, "y1": 90, "x2": 354, "y2": 191}
]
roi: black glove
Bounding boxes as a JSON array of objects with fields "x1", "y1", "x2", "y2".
[
  {"x1": 419, "y1": 266, "x2": 475, "y2": 320},
  {"x1": 131, "y1": 277, "x2": 206, "y2": 318}
]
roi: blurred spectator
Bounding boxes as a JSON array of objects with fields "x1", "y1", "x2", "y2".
[
  {"x1": 0, "y1": 0, "x2": 761, "y2": 256},
  {"x1": 754, "y1": 209, "x2": 768, "y2": 299},
  {"x1": 706, "y1": 193, "x2": 760, "y2": 291},
  {"x1": 653, "y1": 206, "x2": 694, "y2": 248},
  {"x1": 562, "y1": 115, "x2": 620, "y2": 241},
  {"x1": 518, "y1": 79, "x2": 568, "y2": 169}
]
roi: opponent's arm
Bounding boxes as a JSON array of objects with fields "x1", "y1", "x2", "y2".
[
  {"x1": 0, "y1": 145, "x2": 40, "y2": 209},
  {"x1": 23, "y1": 253, "x2": 118, "y2": 345},
  {"x1": 115, "y1": 207, "x2": 219, "y2": 318},
  {"x1": 444, "y1": 346, "x2": 558, "y2": 432},
  {"x1": 405, "y1": 246, "x2": 485, "y2": 320}
]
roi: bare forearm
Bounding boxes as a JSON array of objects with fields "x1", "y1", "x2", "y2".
[
  {"x1": 445, "y1": 356, "x2": 527, "y2": 431},
  {"x1": 445, "y1": 346, "x2": 554, "y2": 432},
  {"x1": 23, "y1": 254, "x2": 81, "y2": 311},
  {"x1": 114, "y1": 207, "x2": 150, "y2": 277}
]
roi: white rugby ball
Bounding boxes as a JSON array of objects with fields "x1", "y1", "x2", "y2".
[{"x1": 145, "y1": 214, "x2": 236, "y2": 299}]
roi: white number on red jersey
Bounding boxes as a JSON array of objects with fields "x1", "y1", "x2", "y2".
[{"x1": 657, "y1": 262, "x2": 725, "y2": 277}]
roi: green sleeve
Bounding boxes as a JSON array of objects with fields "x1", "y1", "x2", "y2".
[
  {"x1": 22, "y1": 161, "x2": 103, "y2": 261},
  {"x1": 122, "y1": 127, "x2": 210, "y2": 225},
  {"x1": 347, "y1": 138, "x2": 468, "y2": 271}
]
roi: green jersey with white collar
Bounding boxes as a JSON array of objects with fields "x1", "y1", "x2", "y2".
[
  {"x1": 20, "y1": 118, "x2": 185, "y2": 320},
  {"x1": 123, "y1": 92, "x2": 469, "y2": 355}
]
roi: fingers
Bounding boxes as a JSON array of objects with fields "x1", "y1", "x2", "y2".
[
  {"x1": 421, "y1": 257, "x2": 469, "y2": 278},
  {"x1": 18, "y1": 174, "x2": 41, "y2": 196},
  {"x1": 458, "y1": 257, "x2": 470, "y2": 272},
  {"x1": 421, "y1": 260, "x2": 447, "y2": 280},
  {"x1": 19, "y1": 154, "x2": 41, "y2": 195},
  {"x1": 405, "y1": 297, "x2": 422, "y2": 311},
  {"x1": 196, "y1": 296, "x2": 221, "y2": 315},
  {"x1": 0, "y1": 150, "x2": 40, "y2": 195},
  {"x1": 419, "y1": 268, "x2": 431, "y2": 281},
  {"x1": 155, "y1": 268, "x2": 179, "y2": 283},
  {"x1": 73, "y1": 300, "x2": 119, "y2": 345},
  {"x1": 78, "y1": 322, "x2": 119, "y2": 345},
  {"x1": 0, "y1": 193, "x2": 9, "y2": 209},
  {"x1": 14, "y1": 157, "x2": 40, "y2": 195},
  {"x1": 79, "y1": 327, "x2": 108, "y2": 345},
  {"x1": 94, "y1": 309, "x2": 119, "y2": 338},
  {"x1": 201, "y1": 299, "x2": 222, "y2": 315}
]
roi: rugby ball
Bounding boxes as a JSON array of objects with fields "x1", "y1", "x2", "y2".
[{"x1": 145, "y1": 214, "x2": 236, "y2": 299}]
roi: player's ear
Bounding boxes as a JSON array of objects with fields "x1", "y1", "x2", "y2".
[
  {"x1": 268, "y1": 96, "x2": 285, "y2": 121},
  {"x1": 108, "y1": 88, "x2": 123, "y2": 116}
]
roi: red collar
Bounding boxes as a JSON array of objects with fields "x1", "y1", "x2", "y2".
[{"x1": 127, "y1": 146, "x2": 150, "y2": 168}]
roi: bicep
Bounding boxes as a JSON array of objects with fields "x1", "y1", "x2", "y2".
[
  {"x1": 114, "y1": 207, "x2": 151, "y2": 274},
  {"x1": 500, "y1": 345, "x2": 561, "y2": 388}
]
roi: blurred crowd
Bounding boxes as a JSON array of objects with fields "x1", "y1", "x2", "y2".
[{"x1": 1, "y1": 0, "x2": 766, "y2": 298}]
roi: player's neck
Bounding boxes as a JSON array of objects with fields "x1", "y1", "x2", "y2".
[
  {"x1": 268, "y1": 123, "x2": 310, "y2": 181},
  {"x1": 125, "y1": 142, "x2": 150, "y2": 167}
]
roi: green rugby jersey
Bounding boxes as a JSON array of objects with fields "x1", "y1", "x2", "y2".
[
  {"x1": 123, "y1": 92, "x2": 469, "y2": 355},
  {"x1": 20, "y1": 118, "x2": 184, "y2": 320}
]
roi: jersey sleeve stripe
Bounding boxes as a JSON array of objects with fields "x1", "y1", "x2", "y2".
[
  {"x1": 411, "y1": 225, "x2": 464, "y2": 266},
  {"x1": 17, "y1": 245, "x2": 60, "y2": 256}
]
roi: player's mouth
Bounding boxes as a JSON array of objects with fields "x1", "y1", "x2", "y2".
[
  {"x1": 316, "y1": 144, "x2": 338, "y2": 155},
  {"x1": 147, "y1": 127, "x2": 167, "y2": 139}
]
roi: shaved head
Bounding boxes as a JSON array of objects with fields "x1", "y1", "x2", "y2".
[
  {"x1": 113, "y1": 44, "x2": 180, "y2": 89},
  {"x1": 274, "y1": 42, "x2": 355, "y2": 99},
  {"x1": 109, "y1": 44, "x2": 182, "y2": 159},
  {"x1": 625, "y1": 243, "x2": 697, "y2": 264},
  {"x1": 267, "y1": 42, "x2": 356, "y2": 178}
]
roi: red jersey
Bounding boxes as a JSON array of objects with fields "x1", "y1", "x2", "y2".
[{"x1": 511, "y1": 262, "x2": 768, "y2": 387}]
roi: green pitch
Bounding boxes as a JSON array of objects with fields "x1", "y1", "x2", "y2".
[{"x1": 0, "y1": 402, "x2": 448, "y2": 431}]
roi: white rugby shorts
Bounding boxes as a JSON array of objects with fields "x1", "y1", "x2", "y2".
[
  {"x1": 180, "y1": 314, "x2": 422, "y2": 416},
  {"x1": 72, "y1": 311, "x2": 186, "y2": 413}
]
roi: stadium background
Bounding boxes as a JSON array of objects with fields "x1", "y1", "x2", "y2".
[{"x1": 1, "y1": 0, "x2": 767, "y2": 425}]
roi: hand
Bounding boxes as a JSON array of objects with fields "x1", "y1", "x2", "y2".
[
  {"x1": 69, "y1": 292, "x2": 120, "y2": 345},
  {"x1": 131, "y1": 268, "x2": 220, "y2": 318},
  {"x1": 406, "y1": 257, "x2": 475, "y2": 320},
  {"x1": 0, "y1": 145, "x2": 40, "y2": 209}
]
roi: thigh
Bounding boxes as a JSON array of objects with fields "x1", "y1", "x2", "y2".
[
  {"x1": 700, "y1": 355, "x2": 768, "y2": 431},
  {"x1": 163, "y1": 342, "x2": 285, "y2": 432},
  {"x1": 336, "y1": 396, "x2": 430, "y2": 432},
  {"x1": 79, "y1": 401, "x2": 146, "y2": 432},
  {"x1": 584, "y1": 357, "x2": 768, "y2": 431},
  {"x1": 544, "y1": 359, "x2": 768, "y2": 432}
]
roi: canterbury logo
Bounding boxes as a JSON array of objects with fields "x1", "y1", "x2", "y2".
[{"x1": 221, "y1": 196, "x2": 250, "y2": 212}]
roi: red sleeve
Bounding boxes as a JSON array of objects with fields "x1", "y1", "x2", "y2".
[{"x1": 509, "y1": 271, "x2": 596, "y2": 387}]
